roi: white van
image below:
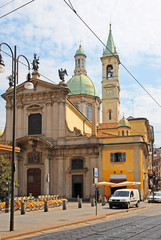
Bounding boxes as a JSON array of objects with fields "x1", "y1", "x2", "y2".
[{"x1": 108, "y1": 189, "x2": 140, "y2": 209}]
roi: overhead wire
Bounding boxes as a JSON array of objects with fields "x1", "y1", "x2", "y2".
[
  {"x1": 0, "y1": 0, "x2": 158, "y2": 137},
  {"x1": 0, "y1": 53, "x2": 154, "y2": 138},
  {"x1": 63, "y1": 0, "x2": 161, "y2": 108},
  {"x1": 0, "y1": 48, "x2": 57, "y2": 85},
  {"x1": 0, "y1": 0, "x2": 35, "y2": 19},
  {"x1": 0, "y1": 45, "x2": 152, "y2": 137},
  {"x1": 0, "y1": 0, "x2": 16, "y2": 9}
]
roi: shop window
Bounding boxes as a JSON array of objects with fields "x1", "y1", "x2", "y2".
[{"x1": 110, "y1": 152, "x2": 126, "y2": 163}]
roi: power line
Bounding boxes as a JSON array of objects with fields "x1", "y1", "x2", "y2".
[
  {"x1": 0, "y1": 44, "x2": 143, "y2": 135},
  {"x1": 0, "y1": 0, "x2": 16, "y2": 9},
  {"x1": 0, "y1": 0, "x2": 35, "y2": 19},
  {"x1": 63, "y1": 0, "x2": 161, "y2": 108},
  {"x1": 0, "y1": 48, "x2": 57, "y2": 85},
  {"x1": 0, "y1": 49, "x2": 154, "y2": 138}
]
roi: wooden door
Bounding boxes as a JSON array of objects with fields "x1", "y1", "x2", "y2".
[{"x1": 27, "y1": 168, "x2": 41, "y2": 197}]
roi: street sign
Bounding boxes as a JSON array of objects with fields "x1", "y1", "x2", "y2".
[{"x1": 93, "y1": 168, "x2": 98, "y2": 184}]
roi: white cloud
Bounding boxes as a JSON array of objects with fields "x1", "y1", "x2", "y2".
[{"x1": 0, "y1": 0, "x2": 161, "y2": 146}]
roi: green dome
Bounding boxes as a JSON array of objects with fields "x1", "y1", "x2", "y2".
[
  {"x1": 75, "y1": 45, "x2": 86, "y2": 57},
  {"x1": 118, "y1": 117, "x2": 131, "y2": 128},
  {"x1": 67, "y1": 74, "x2": 99, "y2": 97}
]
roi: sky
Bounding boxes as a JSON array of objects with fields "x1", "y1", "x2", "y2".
[{"x1": 0, "y1": 0, "x2": 161, "y2": 147}]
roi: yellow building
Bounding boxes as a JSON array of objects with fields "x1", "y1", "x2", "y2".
[
  {"x1": 98, "y1": 24, "x2": 154, "y2": 200},
  {"x1": 98, "y1": 117, "x2": 153, "y2": 200}
]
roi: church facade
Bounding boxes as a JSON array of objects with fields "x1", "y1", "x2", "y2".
[{"x1": 0, "y1": 25, "x2": 154, "y2": 200}]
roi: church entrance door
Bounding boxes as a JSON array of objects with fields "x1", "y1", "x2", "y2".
[
  {"x1": 27, "y1": 168, "x2": 41, "y2": 197},
  {"x1": 72, "y1": 175, "x2": 83, "y2": 198}
]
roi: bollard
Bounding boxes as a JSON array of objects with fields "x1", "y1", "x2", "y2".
[
  {"x1": 91, "y1": 198, "x2": 95, "y2": 207},
  {"x1": 5, "y1": 197, "x2": 9, "y2": 213},
  {"x1": 21, "y1": 202, "x2": 26, "y2": 215},
  {"x1": 102, "y1": 196, "x2": 106, "y2": 206},
  {"x1": 78, "y1": 198, "x2": 82, "y2": 208},
  {"x1": 62, "y1": 200, "x2": 67, "y2": 210},
  {"x1": 44, "y1": 201, "x2": 48, "y2": 212}
]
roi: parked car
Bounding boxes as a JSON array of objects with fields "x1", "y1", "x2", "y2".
[
  {"x1": 148, "y1": 191, "x2": 161, "y2": 203},
  {"x1": 108, "y1": 189, "x2": 140, "y2": 209}
]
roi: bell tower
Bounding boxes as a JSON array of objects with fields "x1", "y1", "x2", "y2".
[{"x1": 101, "y1": 24, "x2": 120, "y2": 123}]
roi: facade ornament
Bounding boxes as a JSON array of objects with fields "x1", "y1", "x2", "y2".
[
  {"x1": 58, "y1": 68, "x2": 68, "y2": 82},
  {"x1": 32, "y1": 53, "x2": 39, "y2": 72},
  {"x1": 7, "y1": 75, "x2": 13, "y2": 88},
  {"x1": 28, "y1": 151, "x2": 42, "y2": 164}
]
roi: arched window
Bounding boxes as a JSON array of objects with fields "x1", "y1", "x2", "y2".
[
  {"x1": 81, "y1": 59, "x2": 84, "y2": 67},
  {"x1": 28, "y1": 113, "x2": 42, "y2": 135},
  {"x1": 109, "y1": 110, "x2": 112, "y2": 120},
  {"x1": 78, "y1": 59, "x2": 80, "y2": 68},
  {"x1": 87, "y1": 106, "x2": 92, "y2": 121},
  {"x1": 122, "y1": 130, "x2": 124, "y2": 136},
  {"x1": 72, "y1": 159, "x2": 83, "y2": 170},
  {"x1": 106, "y1": 65, "x2": 113, "y2": 78}
]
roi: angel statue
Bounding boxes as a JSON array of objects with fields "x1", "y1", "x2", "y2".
[
  {"x1": 58, "y1": 68, "x2": 68, "y2": 81},
  {"x1": 32, "y1": 53, "x2": 39, "y2": 72}
]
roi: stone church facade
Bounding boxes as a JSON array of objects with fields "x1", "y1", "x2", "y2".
[
  {"x1": 0, "y1": 69, "x2": 101, "y2": 199},
  {"x1": 0, "y1": 25, "x2": 154, "y2": 199}
]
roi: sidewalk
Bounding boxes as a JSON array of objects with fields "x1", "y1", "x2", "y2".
[{"x1": 0, "y1": 201, "x2": 150, "y2": 240}]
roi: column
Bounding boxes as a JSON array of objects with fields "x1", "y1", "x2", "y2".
[
  {"x1": 53, "y1": 102, "x2": 59, "y2": 139},
  {"x1": 44, "y1": 158, "x2": 49, "y2": 195},
  {"x1": 6, "y1": 105, "x2": 12, "y2": 141},
  {"x1": 17, "y1": 105, "x2": 22, "y2": 139},
  {"x1": 57, "y1": 157, "x2": 64, "y2": 196},
  {"x1": 46, "y1": 102, "x2": 52, "y2": 138},
  {"x1": 58, "y1": 101, "x2": 66, "y2": 138}
]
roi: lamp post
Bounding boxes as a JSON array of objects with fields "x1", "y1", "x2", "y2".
[
  {"x1": 0, "y1": 43, "x2": 33, "y2": 231},
  {"x1": 149, "y1": 143, "x2": 157, "y2": 202}
]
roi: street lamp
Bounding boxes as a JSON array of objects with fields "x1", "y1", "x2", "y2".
[
  {"x1": 149, "y1": 143, "x2": 157, "y2": 202},
  {"x1": 0, "y1": 43, "x2": 34, "y2": 231}
]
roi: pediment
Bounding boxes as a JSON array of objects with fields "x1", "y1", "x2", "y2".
[
  {"x1": 2, "y1": 78, "x2": 70, "y2": 99},
  {"x1": 27, "y1": 104, "x2": 43, "y2": 111}
]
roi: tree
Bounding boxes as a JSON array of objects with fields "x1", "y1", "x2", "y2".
[{"x1": 0, "y1": 155, "x2": 11, "y2": 201}]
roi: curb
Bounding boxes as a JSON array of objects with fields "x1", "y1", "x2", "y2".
[{"x1": 0, "y1": 204, "x2": 154, "y2": 240}]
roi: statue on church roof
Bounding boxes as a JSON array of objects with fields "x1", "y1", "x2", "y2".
[
  {"x1": 32, "y1": 53, "x2": 39, "y2": 72},
  {"x1": 58, "y1": 68, "x2": 68, "y2": 81},
  {"x1": 7, "y1": 75, "x2": 13, "y2": 88}
]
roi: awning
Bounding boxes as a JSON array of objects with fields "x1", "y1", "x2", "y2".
[
  {"x1": 92, "y1": 181, "x2": 115, "y2": 187},
  {"x1": 0, "y1": 144, "x2": 20, "y2": 154},
  {"x1": 112, "y1": 181, "x2": 141, "y2": 187}
]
